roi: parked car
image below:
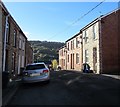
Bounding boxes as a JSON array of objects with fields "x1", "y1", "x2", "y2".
[
  {"x1": 44, "y1": 61, "x2": 53, "y2": 71},
  {"x1": 38, "y1": 61, "x2": 53, "y2": 71},
  {"x1": 22, "y1": 62, "x2": 50, "y2": 83},
  {"x1": 57, "y1": 65, "x2": 61, "y2": 71}
]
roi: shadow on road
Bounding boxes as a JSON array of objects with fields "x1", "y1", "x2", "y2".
[{"x1": 20, "y1": 81, "x2": 50, "y2": 88}]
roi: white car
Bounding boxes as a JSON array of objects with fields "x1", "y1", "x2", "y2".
[{"x1": 22, "y1": 62, "x2": 50, "y2": 83}]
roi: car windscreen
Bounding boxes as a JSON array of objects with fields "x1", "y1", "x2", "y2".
[{"x1": 25, "y1": 64, "x2": 45, "y2": 70}]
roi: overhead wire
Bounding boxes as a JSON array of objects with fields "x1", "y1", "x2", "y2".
[{"x1": 47, "y1": 0, "x2": 106, "y2": 41}]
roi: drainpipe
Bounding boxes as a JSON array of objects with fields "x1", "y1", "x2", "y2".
[
  {"x1": 99, "y1": 19, "x2": 102, "y2": 74},
  {"x1": 3, "y1": 14, "x2": 10, "y2": 72}
]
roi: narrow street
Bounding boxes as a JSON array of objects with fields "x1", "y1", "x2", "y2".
[{"x1": 8, "y1": 70, "x2": 120, "y2": 105}]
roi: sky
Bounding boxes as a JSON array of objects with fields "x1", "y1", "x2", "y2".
[{"x1": 3, "y1": 1, "x2": 119, "y2": 42}]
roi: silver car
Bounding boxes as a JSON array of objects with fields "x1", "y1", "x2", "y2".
[{"x1": 22, "y1": 62, "x2": 50, "y2": 83}]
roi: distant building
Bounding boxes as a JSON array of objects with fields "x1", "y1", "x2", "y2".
[
  {"x1": 59, "y1": 45, "x2": 66, "y2": 70},
  {"x1": 65, "y1": 32, "x2": 83, "y2": 71}
]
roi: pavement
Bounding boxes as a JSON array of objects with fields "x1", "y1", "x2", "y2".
[
  {"x1": 2, "y1": 76, "x2": 21, "y2": 106},
  {"x1": 102, "y1": 74, "x2": 120, "y2": 80}
]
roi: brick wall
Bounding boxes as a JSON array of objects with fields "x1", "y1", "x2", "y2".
[
  {"x1": 118, "y1": 6, "x2": 120, "y2": 74},
  {"x1": 25, "y1": 41, "x2": 33, "y2": 65},
  {"x1": 59, "y1": 46, "x2": 66, "y2": 70},
  {"x1": 66, "y1": 33, "x2": 82, "y2": 71},
  {"x1": 101, "y1": 9, "x2": 120, "y2": 74}
]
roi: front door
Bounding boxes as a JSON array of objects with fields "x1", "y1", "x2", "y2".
[
  {"x1": 71, "y1": 54, "x2": 72, "y2": 69},
  {"x1": 93, "y1": 47, "x2": 97, "y2": 73}
]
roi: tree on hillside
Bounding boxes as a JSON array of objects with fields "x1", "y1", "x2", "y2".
[
  {"x1": 29, "y1": 41, "x2": 65, "y2": 62},
  {"x1": 52, "y1": 59, "x2": 58, "y2": 70}
]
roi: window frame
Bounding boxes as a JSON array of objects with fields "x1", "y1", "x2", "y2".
[
  {"x1": 13, "y1": 29, "x2": 17, "y2": 47},
  {"x1": 85, "y1": 49, "x2": 89, "y2": 63},
  {"x1": 93, "y1": 25, "x2": 96, "y2": 40},
  {"x1": 76, "y1": 53, "x2": 79, "y2": 64},
  {"x1": 6, "y1": 21, "x2": 10, "y2": 44},
  {"x1": 84, "y1": 30, "x2": 89, "y2": 43}
]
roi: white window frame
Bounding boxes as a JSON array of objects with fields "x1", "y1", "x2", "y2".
[
  {"x1": 71, "y1": 41, "x2": 72, "y2": 50},
  {"x1": 19, "y1": 37, "x2": 22, "y2": 49},
  {"x1": 73, "y1": 40, "x2": 74, "y2": 49},
  {"x1": 85, "y1": 30, "x2": 89, "y2": 43},
  {"x1": 76, "y1": 37, "x2": 79, "y2": 48},
  {"x1": 22, "y1": 40, "x2": 25, "y2": 51},
  {"x1": 13, "y1": 29, "x2": 17, "y2": 47},
  {"x1": 93, "y1": 25, "x2": 96, "y2": 40},
  {"x1": 67, "y1": 42, "x2": 69, "y2": 51},
  {"x1": 6, "y1": 22, "x2": 9, "y2": 43}
]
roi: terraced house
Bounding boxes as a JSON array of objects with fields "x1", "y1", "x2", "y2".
[
  {"x1": 59, "y1": 45, "x2": 66, "y2": 70},
  {"x1": 59, "y1": 8, "x2": 120, "y2": 74},
  {"x1": 0, "y1": 1, "x2": 33, "y2": 82},
  {"x1": 65, "y1": 32, "x2": 83, "y2": 71}
]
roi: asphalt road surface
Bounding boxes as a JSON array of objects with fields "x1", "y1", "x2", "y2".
[{"x1": 8, "y1": 70, "x2": 120, "y2": 105}]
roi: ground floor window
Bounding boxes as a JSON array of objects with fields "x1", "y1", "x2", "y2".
[
  {"x1": 76, "y1": 53, "x2": 79, "y2": 64},
  {"x1": 85, "y1": 49, "x2": 89, "y2": 63}
]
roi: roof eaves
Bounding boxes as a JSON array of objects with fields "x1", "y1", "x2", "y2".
[
  {"x1": 1, "y1": 1, "x2": 28, "y2": 40},
  {"x1": 65, "y1": 32, "x2": 81, "y2": 42}
]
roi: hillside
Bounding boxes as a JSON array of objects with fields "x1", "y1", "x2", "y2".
[{"x1": 29, "y1": 41, "x2": 65, "y2": 62}]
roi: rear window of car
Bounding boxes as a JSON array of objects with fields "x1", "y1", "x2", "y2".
[{"x1": 25, "y1": 64, "x2": 45, "y2": 70}]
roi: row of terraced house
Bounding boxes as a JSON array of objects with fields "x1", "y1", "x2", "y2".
[
  {"x1": 0, "y1": 2, "x2": 33, "y2": 82},
  {"x1": 59, "y1": 8, "x2": 120, "y2": 74}
]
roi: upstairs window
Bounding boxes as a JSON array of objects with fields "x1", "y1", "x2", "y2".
[
  {"x1": 93, "y1": 25, "x2": 96, "y2": 40},
  {"x1": 67, "y1": 42, "x2": 69, "y2": 51},
  {"x1": 19, "y1": 37, "x2": 22, "y2": 49},
  {"x1": 71, "y1": 41, "x2": 73, "y2": 50},
  {"x1": 84, "y1": 30, "x2": 88, "y2": 43},
  {"x1": 13, "y1": 29, "x2": 17, "y2": 47},
  {"x1": 6, "y1": 21, "x2": 10, "y2": 44},
  {"x1": 22, "y1": 40, "x2": 25, "y2": 51},
  {"x1": 73, "y1": 40, "x2": 74, "y2": 49},
  {"x1": 76, "y1": 37, "x2": 79, "y2": 48}
]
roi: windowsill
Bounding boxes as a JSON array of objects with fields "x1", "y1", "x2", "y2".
[{"x1": 93, "y1": 38, "x2": 97, "y2": 41}]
